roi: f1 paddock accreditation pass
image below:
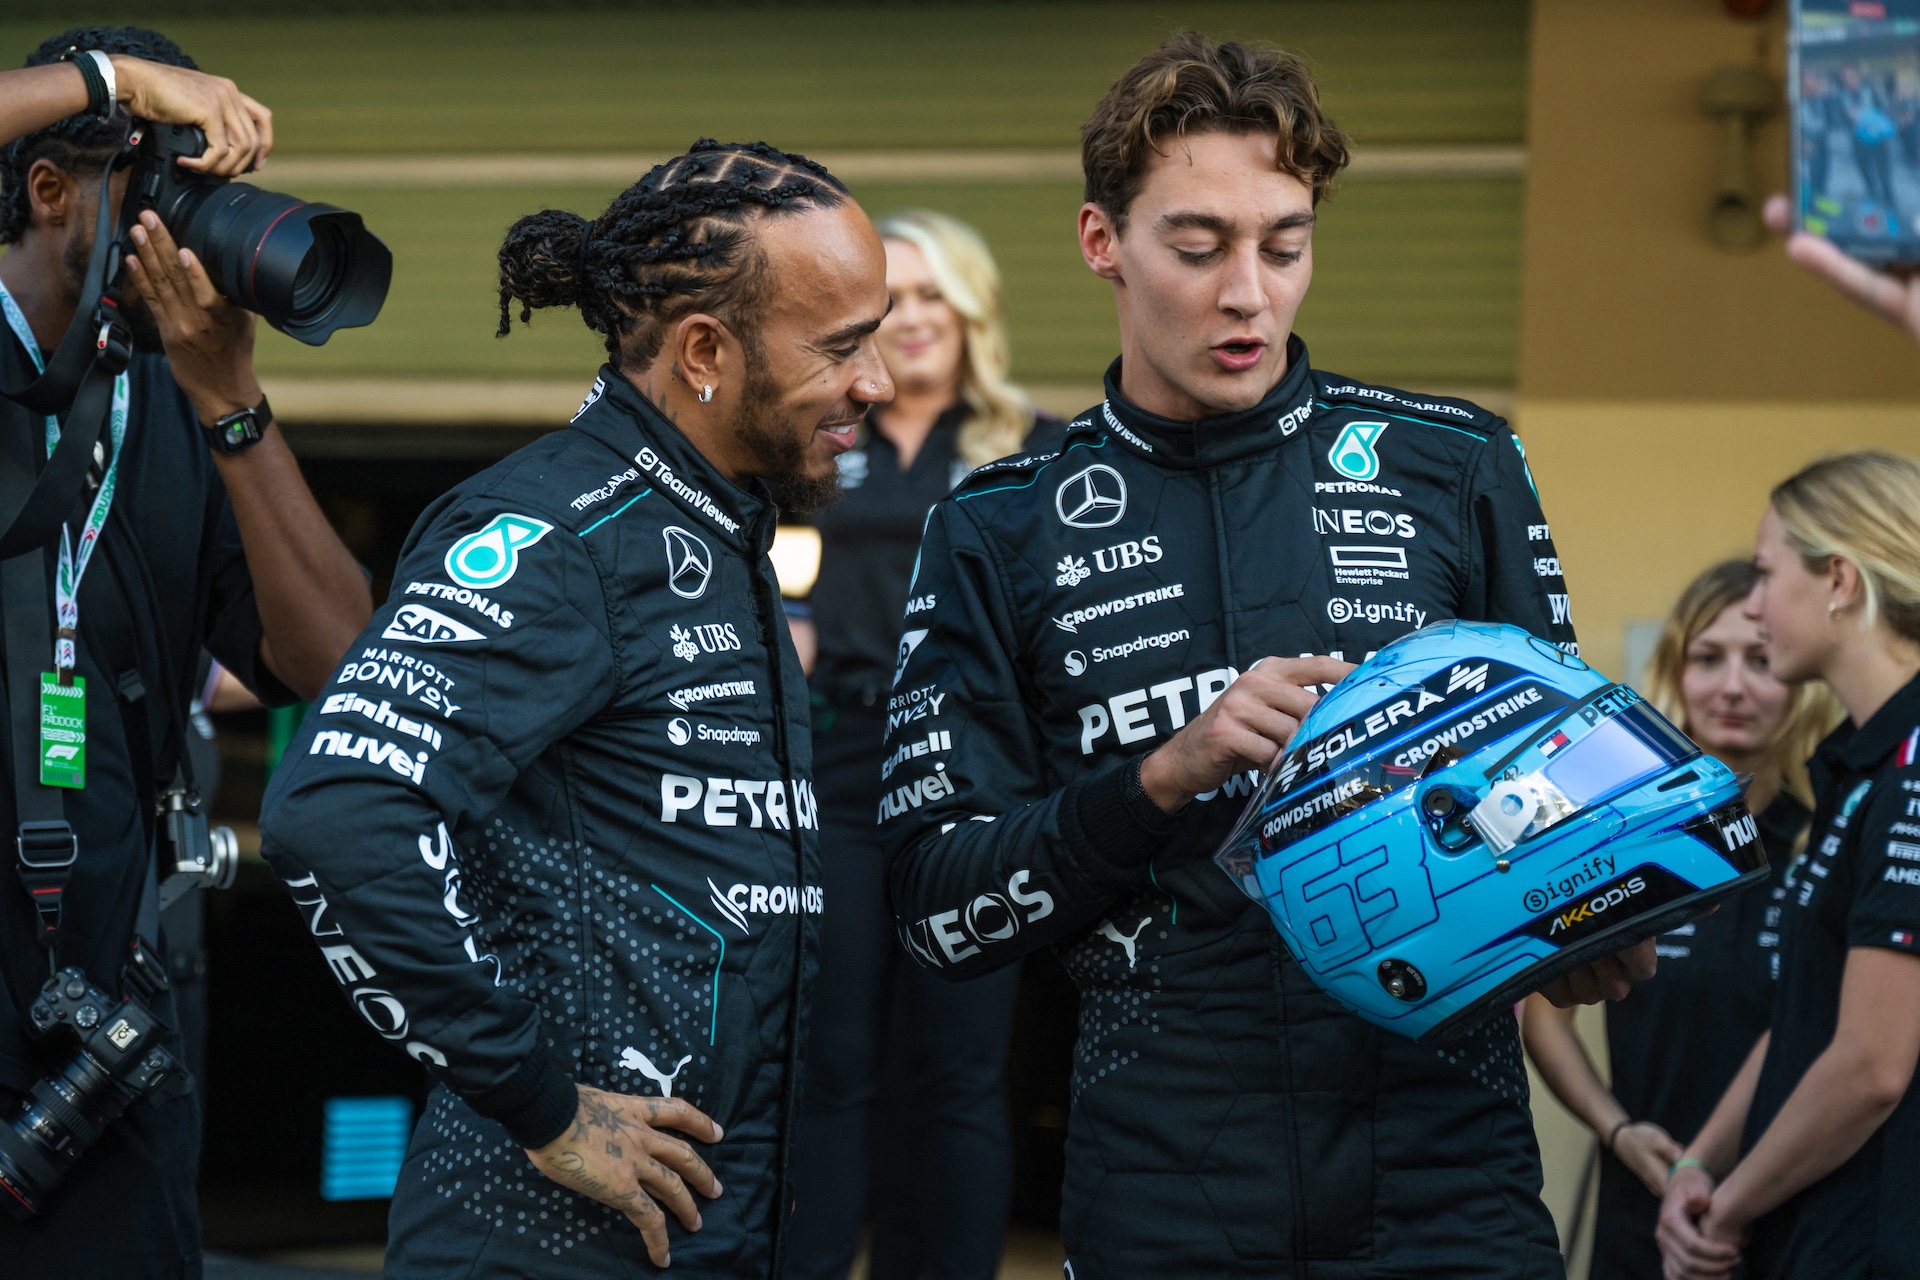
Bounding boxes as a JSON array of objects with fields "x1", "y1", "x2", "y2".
[
  {"x1": 880, "y1": 342, "x2": 1578, "y2": 1275},
  {"x1": 260, "y1": 368, "x2": 819, "y2": 1277}
]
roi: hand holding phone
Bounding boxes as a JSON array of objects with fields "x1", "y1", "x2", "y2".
[
  {"x1": 1765, "y1": 192, "x2": 1920, "y2": 340},
  {"x1": 1791, "y1": 0, "x2": 1920, "y2": 263}
]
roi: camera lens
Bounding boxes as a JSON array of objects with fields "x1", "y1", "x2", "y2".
[
  {"x1": 163, "y1": 182, "x2": 392, "y2": 346},
  {"x1": 0, "y1": 1048, "x2": 130, "y2": 1221}
]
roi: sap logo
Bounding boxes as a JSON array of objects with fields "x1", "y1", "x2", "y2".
[
  {"x1": 905, "y1": 594, "x2": 936, "y2": 616},
  {"x1": 1312, "y1": 509, "x2": 1415, "y2": 539},
  {"x1": 1327, "y1": 421, "x2": 1388, "y2": 481},
  {"x1": 309, "y1": 730, "x2": 429, "y2": 784},
  {"x1": 902, "y1": 869, "x2": 1056, "y2": 966},
  {"x1": 886, "y1": 685, "x2": 946, "y2": 733},
  {"x1": 882, "y1": 729, "x2": 952, "y2": 781},
  {"x1": 1078, "y1": 667, "x2": 1239, "y2": 754},
  {"x1": 382, "y1": 604, "x2": 483, "y2": 646},
  {"x1": 1548, "y1": 875, "x2": 1649, "y2": 935},
  {"x1": 320, "y1": 692, "x2": 444, "y2": 751},
  {"x1": 893, "y1": 629, "x2": 930, "y2": 688},
  {"x1": 1055, "y1": 464, "x2": 1128, "y2": 529},
  {"x1": 1528, "y1": 523, "x2": 1552, "y2": 542},
  {"x1": 1534, "y1": 557, "x2": 1564, "y2": 578},
  {"x1": 445, "y1": 514, "x2": 552, "y2": 590},
  {"x1": 670, "y1": 622, "x2": 741, "y2": 662},
  {"x1": 660, "y1": 775, "x2": 818, "y2": 829},
  {"x1": 403, "y1": 582, "x2": 516, "y2": 629},
  {"x1": 666, "y1": 679, "x2": 755, "y2": 712},
  {"x1": 708, "y1": 879, "x2": 825, "y2": 934},
  {"x1": 1091, "y1": 536, "x2": 1163, "y2": 574},
  {"x1": 663, "y1": 526, "x2": 714, "y2": 600},
  {"x1": 878, "y1": 765, "x2": 958, "y2": 822},
  {"x1": 1549, "y1": 594, "x2": 1572, "y2": 626},
  {"x1": 1064, "y1": 650, "x2": 1088, "y2": 677}
]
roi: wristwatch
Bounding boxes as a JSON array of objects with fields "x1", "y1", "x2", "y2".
[{"x1": 205, "y1": 397, "x2": 271, "y2": 455}]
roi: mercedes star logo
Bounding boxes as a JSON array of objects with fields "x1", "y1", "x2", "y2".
[
  {"x1": 1054, "y1": 464, "x2": 1127, "y2": 529},
  {"x1": 663, "y1": 525, "x2": 713, "y2": 599}
]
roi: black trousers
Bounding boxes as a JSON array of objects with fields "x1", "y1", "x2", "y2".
[{"x1": 786, "y1": 697, "x2": 1020, "y2": 1280}]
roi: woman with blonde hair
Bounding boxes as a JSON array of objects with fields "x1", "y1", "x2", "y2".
[
  {"x1": 784, "y1": 209, "x2": 1049, "y2": 1280},
  {"x1": 1521, "y1": 558, "x2": 1835, "y2": 1277},
  {"x1": 1659, "y1": 452, "x2": 1920, "y2": 1280}
]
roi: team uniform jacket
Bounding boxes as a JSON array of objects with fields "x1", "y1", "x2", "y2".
[
  {"x1": 879, "y1": 342, "x2": 1575, "y2": 1277},
  {"x1": 259, "y1": 369, "x2": 819, "y2": 1279}
]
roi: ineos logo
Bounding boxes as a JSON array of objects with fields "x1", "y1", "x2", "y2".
[
  {"x1": 668, "y1": 717, "x2": 692, "y2": 745},
  {"x1": 663, "y1": 526, "x2": 713, "y2": 599},
  {"x1": 1055, "y1": 465, "x2": 1127, "y2": 529}
]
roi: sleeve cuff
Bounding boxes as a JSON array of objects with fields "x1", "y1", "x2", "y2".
[
  {"x1": 1064, "y1": 754, "x2": 1181, "y2": 894},
  {"x1": 465, "y1": 1041, "x2": 577, "y2": 1149}
]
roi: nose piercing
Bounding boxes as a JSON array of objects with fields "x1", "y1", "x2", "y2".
[{"x1": 700, "y1": 384, "x2": 714, "y2": 404}]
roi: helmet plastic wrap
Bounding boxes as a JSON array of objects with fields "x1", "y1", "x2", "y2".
[{"x1": 1213, "y1": 621, "x2": 1768, "y2": 1041}]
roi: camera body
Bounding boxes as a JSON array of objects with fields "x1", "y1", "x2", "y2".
[
  {"x1": 122, "y1": 122, "x2": 391, "y2": 344},
  {"x1": 0, "y1": 948, "x2": 179, "y2": 1220}
]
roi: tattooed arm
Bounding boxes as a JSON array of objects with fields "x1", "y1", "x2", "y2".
[{"x1": 524, "y1": 1085, "x2": 726, "y2": 1267}]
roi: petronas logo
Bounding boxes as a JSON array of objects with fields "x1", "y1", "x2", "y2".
[
  {"x1": 445, "y1": 513, "x2": 553, "y2": 589},
  {"x1": 1327, "y1": 421, "x2": 1388, "y2": 482}
]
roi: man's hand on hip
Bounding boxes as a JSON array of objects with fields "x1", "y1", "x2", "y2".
[
  {"x1": 1139, "y1": 655, "x2": 1355, "y2": 813},
  {"x1": 525, "y1": 1084, "x2": 725, "y2": 1268}
]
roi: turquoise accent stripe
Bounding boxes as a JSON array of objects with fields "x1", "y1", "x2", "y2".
[
  {"x1": 955, "y1": 436, "x2": 1107, "y2": 502},
  {"x1": 1148, "y1": 862, "x2": 1177, "y2": 927},
  {"x1": 577, "y1": 488, "x2": 653, "y2": 536},
  {"x1": 651, "y1": 885, "x2": 724, "y2": 1045},
  {"x1": 1314, "y1": 402, "x2": 1488, "y2": 441}
]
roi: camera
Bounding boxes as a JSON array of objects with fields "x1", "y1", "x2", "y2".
[
  {"x1": 0, "y1": 943, "x2": 179, "y2": 1220},
  {"x1": 123, "y1": 121, "x2": 391, "y2": 344}
]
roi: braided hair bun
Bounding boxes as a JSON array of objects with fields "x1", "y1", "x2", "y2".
[{"x1": 496, "y1": 139, "x2": 848, "y2": 367}]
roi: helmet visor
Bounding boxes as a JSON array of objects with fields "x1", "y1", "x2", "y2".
[{"x1": 1470, "y1": 695, "x2": 1699, "y2": 854}]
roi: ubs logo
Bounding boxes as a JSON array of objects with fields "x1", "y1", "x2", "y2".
[
  {"x1": 663, "y1": 525, "x2": 713, "y2": 599},
  {"x1": 1055, "y1": 464, "x2": 1128, "y2": 529}
]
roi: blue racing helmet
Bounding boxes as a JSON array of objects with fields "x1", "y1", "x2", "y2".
[{"x1": 1213, "y1": 620, "x2": 1768, "y2": 1042}]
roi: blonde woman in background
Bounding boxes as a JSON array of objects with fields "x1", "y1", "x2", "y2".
[
  {"x1": 1521, "y1": 560, "x2": 1836, "y2": 1278},
  {"x1": 1659, "y1": 452, "x2": 1920, "y2": 1280},
  {"x1": 784, "y1": 210, "x2": 1050, "y2": 1280}
]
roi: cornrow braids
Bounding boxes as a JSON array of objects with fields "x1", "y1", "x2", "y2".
[
  {"x1": 497, "y1": 138, "x2": 849, "y2": 368},
  {"x1": 1, "y1": 26, "x2": 197, "y2": 245}
]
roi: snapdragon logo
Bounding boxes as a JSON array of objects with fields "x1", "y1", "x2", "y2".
[{"x1": 1092, "y1": 628, "x2": 1190, "y2": 664}]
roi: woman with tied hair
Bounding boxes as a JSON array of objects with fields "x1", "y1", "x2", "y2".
[
  {"x1": 1659, "y1": 451, "x2": 1920, "y2": 1280},
  {"x1": 1521, "y1": 559, "x2": 1836, "y2": 1279},
  {"x1": 783, "y1": 209, "x2": 1050, "y2": 1280}
]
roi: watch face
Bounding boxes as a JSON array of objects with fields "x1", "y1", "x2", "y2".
[{"x1": 223, "y1": 419, "x2": 253, "y2": 448}]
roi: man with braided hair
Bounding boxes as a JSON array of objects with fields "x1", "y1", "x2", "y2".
[{"x1": 261, "y1": 139, "x2": 893, "y2": 1276}]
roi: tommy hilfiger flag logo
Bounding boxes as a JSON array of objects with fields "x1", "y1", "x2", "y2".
[
  {"x1": 1541, "y1": 730, "x2": 1571, "y2": 757},
  {"x1": 1899, "y1": 727, "x2": 1919, "y2": 767},
  {"x1": 1893, "y1": 931, "x2": 1915, "y2": 946}
]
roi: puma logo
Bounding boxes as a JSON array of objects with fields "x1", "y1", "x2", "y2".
[
  {"x1": 1097, "y1": 915, "x2": 1152, "y2": 970},
  {"x1": 619, "y1": 1047, "x2": 692, "y2": 1098}
]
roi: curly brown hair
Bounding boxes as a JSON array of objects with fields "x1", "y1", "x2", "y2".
[{"x1": 1080, "y1": 31, "x2": 1350, "y2": 232}]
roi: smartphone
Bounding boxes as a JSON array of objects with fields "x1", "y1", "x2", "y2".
[{"x1": 1792, "y1": 0, "x2": 1920, "y2": 263}]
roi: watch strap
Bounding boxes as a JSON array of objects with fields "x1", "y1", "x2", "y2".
[{"x1": 206, "y1": 396, "x2": 271, "y2": 455}]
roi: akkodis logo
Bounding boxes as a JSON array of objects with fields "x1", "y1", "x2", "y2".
[
  {"x1": 1327, "y1": 421, "x2": 1388, "y2": 482},
  {"x1": 445, "y1": 514, "x2": 553, "y2": 589}
]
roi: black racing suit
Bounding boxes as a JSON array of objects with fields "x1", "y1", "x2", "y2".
[
  {"x1": 260, "y1": 369, "x2": 819, "y2": 1278},
  {"x1": 878, "y1": 341, "x2": 1575, "y2": 1277}
]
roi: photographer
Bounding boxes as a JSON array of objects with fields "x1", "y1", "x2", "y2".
[{"x1": 0, "y1": 25, "x2": 370, "y2": 1277}]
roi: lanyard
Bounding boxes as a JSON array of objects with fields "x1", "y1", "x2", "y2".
[{"x1": 0, "y1": 280, "x2": 128, "y2": 678}]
